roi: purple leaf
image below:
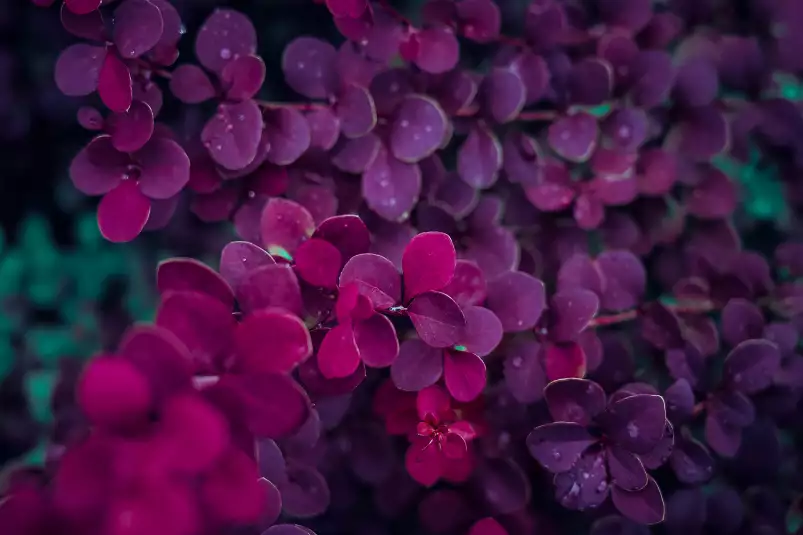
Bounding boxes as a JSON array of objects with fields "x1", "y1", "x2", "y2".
[
  {"x1": 723, "y1": 339, "x2": 780, "y2": 394},
  {"x1": 526, "y1": 422, "x2": 597, "y2": 473},
  {"x1": 169, "y1": 65, "x2": 216, "y2": 104},
  {"x1": 457, "y1": 125, "x2": 503, "y2": 189},
  {"x1": 221, "y1": 54, "x2": 266, "y2": 101},
  {"x1": 549, "y1": 289, "x2": 600, "y2": 342},
  {"x1": 390, "y1": 95, "x2": 448, "y2": 163},
  {"x1": 544, "y1": 378, "x2": 606, "y2": 426},
  {"x1": 362, "y1": 148, "x2": 422, "y2": 222},
  {"x1": 607, "y1": 447, "x2": 648, "y2": 491},
  {"x1": 259, "y1": 198, "x2": 316, "y2": 258},
  {"x1": 391, "y1": 339, "x2": 443, "y2": 392},
  {"x1": 610, "y1": 477, "x2": 665, "y2": 525},
  {"x1": 339, "y1": 253, "x2": 401, "y2": 309},
  {"x1": 599, "y1": 395, "x2": 667, "y2": 455},
  {"x1": 235, "y1": 264, "x2": 304, "y2": 317},
  {"x1": 504, "y1": 339, "x2": 546, "y2": 404},
  {"x1": 483, "y1": 68, "x2": 526, "y2": 123},
  {"x1": 195, "y1": 8, "x2": 257, "y2": 74},
  {"x1": 135, "y1": 137, "x2": 191, "y2": 199},
  {"x1": 55, "y1": 44, "x2": 105, "y2": 97},
  {"x1": 485, "y1": 271, "x2": 546, "y2": 332},
  {"x1": 264, "y1": 107, "x2": 311, "y2": 166},
  {"x1": 461, "y1": 306, "x2": 503, "y2": 357},
  {"x1": 202, "y1": 100, "x2": 263, "y2": 171},
  {"x1": 595, "y1": 250, "x2": 646, "y2": 312},
  {"x1": 412, "y1": 26, "x2": 459, "y2": 74},
  {"x1": 335, "y1": 84, "x2": 377, "y2": 138},
  {"x1": 548, "y1": 112, "x2": 598, "y2": 163},
  {"x1": 219, "y1": 241, "x2": 275, "y2": 290},
  {"x1": 113, "y1": 0, "x2": 165, "y2": 59},
  {"x1": 282, "y1": 37, "x2": 338, "y2": 99},
  {"x1": 408, "y1": 291, "x2": 466, "y2": 348}
]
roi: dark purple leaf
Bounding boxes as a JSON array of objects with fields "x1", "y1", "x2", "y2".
[
  {"x1": 195, "y1": 8, "x2": 257, "y2": 74},
  {"x1": 610, "y1": 477, "x2": 665, "y2": 525},
  {"x1": 485, "y1": 271, "x2": 546, "y2": 332},
  {"x1": 526, "y1": 422, "x2": 597, "y2": 473},
  {"x1": 544, "y1": 378, "x2": 607, "y2": 425},
  {"x1": 113, "y1": 0, "x2": 165, "y2": 59}
]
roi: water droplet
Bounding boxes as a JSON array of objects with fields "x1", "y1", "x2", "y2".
[
  {"x1": 512, "y1": 356, "x2": 523, "y2": 368},
  {"x1": 220, "y1": 48, "x2": 232, "y2": 60},
  {"x1": 596, "y1": 481, "x2": 607, "y2": 493},
  {"x1": 627, "y1": 421, "x2": 639, "y2": 438},
  {"x1": 552, "y1": 450, "x2": 562, "y2": 460}
]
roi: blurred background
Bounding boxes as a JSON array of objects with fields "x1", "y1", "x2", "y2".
[{"x1": 0, "y1": 0, "x2": 346, "y2": 468}]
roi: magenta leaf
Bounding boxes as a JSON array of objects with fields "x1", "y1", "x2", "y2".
[
  {"x1": 222, "y1": 373, "x2": 310, "y2": 439},
  {"x1": 106, "y1": 101, "x2": 155, "y2": 153},
  {"x1": 544, "y1": 342, "x2": 588, "y2": 381},
  {"x1": 235, "y1": 309, "x2": 313, "y2": 374},
  {"x1": 353, "y1": 313, "x2": 399, "y2": 368},
  {"x1": 97, "y1": 180, "x2": 150, "y2": 242},
  {"x1": 221, "y1": 54, "x2": 266, "y2": 101},
  {"x1": 77, "y1": 355, "x2": 152, "y2": 429},
  {"x1": 317, "y1": 324, "x2": 361, "y2": 379},
  {"x1": 295, "y1": 238, "x2": 342, "y2": 289},
  {"x1": 443, "y1": 350, "x2": 486, "y2": 402},
  {"x1": 118, "y1": 324, "x2": 193, "y2": 404},
  {"x1": 155, "y1": 290, "x2": 236, "y2": 372},
  {"x1": 402, "y1": 231, "x2": 456, "y2": 301},
  {"x1": 157, "y1": 257, "x2": 234, "y2": 306},
  {"x1": 98, "y1": 52, "x2": 133, "y2": 112}
]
